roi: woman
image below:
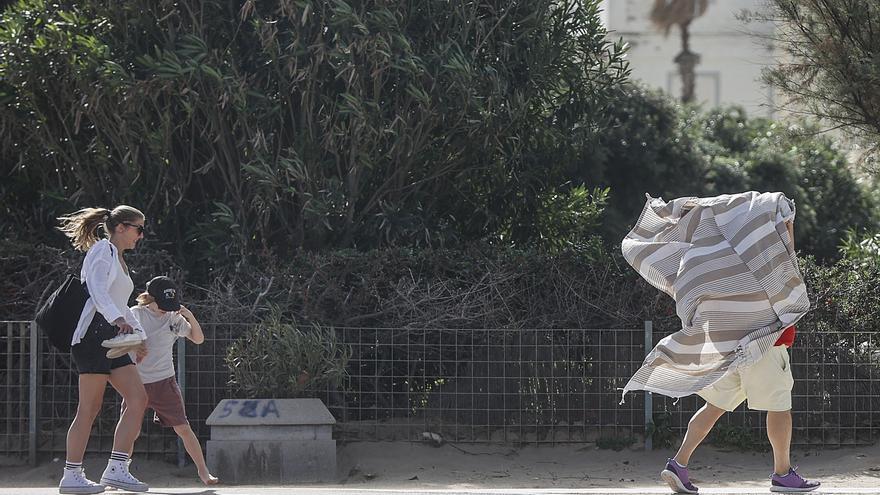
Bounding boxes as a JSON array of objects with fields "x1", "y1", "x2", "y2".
[{"x1": 57, "y1": 206, "x2": 150, "y2": 494}]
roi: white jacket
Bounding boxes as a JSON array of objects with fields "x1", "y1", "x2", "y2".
[{"x1": 71, "y1": 239, "x2": 139, "y2": 346}]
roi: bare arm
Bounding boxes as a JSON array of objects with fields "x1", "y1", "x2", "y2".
[
  {"x1": 179, "y1": 305, "x2": 204, "y2": 344},
  {"x1": 785, "y1": 220, "x2": 795, "y2": 252}
]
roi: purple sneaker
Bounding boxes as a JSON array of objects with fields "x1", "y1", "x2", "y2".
[
  {"x1": 770, "y1": 467, "x2": 820, "y2": 492},
  {"x1": 660, "y1": 458, "x2": 698, "y2": 494}
]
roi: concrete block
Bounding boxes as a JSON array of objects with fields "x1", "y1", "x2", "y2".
[
  {"x1": 205, "y1": 398, "x2": 337, "y2": 483},
  {"x1": 206, "y1": 398, "x2": 336, "y2": 426},
  {"x1": 207, "y1": 439, "x2": 336, "y2": 483},
  {"x1": 210, "y1": 424, "x2": 332, "y2": 441}
]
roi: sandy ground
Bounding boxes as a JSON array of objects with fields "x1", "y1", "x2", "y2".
[{"x1": 1, "y1": 441, "x2": 879, "y2": 492}]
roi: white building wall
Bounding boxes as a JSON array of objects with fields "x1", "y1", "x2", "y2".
[{"x1": 603, "y1": 0, "x2": 776, "y2": 117}]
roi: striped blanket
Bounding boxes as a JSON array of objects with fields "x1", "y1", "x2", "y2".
[{"x1": 621, "y1": 191, "x2": 809, "y2": 399}]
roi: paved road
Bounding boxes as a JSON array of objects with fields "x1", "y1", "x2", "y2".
[{"x1": 0, "y1": 487, "x2": 876, "y2": 494}]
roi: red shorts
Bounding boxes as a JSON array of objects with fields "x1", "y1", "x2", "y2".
[{"x1": 122, "y1": 376, "x2": 188, "y2": 427}]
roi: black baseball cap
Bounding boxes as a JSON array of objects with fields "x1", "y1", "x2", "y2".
[{"x1": 146, "y1": 276, "x2": 181, "y2": 311}]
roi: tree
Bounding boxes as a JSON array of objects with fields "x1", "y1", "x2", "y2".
[
  {"x1": 574, "y1": 85, "x2": 878, "y2": 259},
  {"x1": 573, "y1": 86, "x2": 707, "y2": 239},
  {"x1": 0, "y1": 0, "x2": 629, "y2": 268},
  {"x1": 760, "y1": 1, "x2": 880, "y2": 157},
  {"x1": 650, "y1": 0, "x2": 709, "y2": 103}
]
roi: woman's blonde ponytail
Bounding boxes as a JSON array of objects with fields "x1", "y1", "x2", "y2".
[
  {"x1": 57, "y1": 205, "x2": 144, "y2": 251},
  {"x1": 57, "y1": 208, "x2": 111, "y2": 252}
]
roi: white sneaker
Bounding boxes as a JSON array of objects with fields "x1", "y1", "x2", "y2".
[
  {"x1": 105, "y1": 343, "x2": 143, "y2": 359},
  {"x1": 100, "y1": 462, "x2": 149, "y2": 492},
  {"x1": 101, "y1": 330, "x2": 146, "y2": 348},
  {"x1": 59, "y1": 467, "x2": 105, "y2": 494}
]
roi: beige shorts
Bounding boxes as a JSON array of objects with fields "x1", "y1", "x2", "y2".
[{"x1": 698, "y1": 345, "x2": 794, "y2": 412}]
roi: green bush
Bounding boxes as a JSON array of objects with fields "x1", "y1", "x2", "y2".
[
  {"x1": 226, "y1": 314, "x2": 351, "y2": 399},
  {"x1": 529, "y1": 186, "x2": 609, "y2": 254},
  {"x1": 839, "y1": 229, "x2": 880, "y2": 265},
  {"x1": 184, "y1": 242, "x2": 677, "y2": 331},
  {"x1": 699, "y1": 110, "x2": 878, "y2": 259},
  {"x1": 0, "y1": 237, "x2": 181, "y2": 321},
  {"x1": 0, "y1": 0, "x2": 628, "y2": 264},
  {"x1": 596, "y1": 434, "x2": 635, "y2": 451},
  {"x1": 8, "y1": 237, "x2": 880, "y2": 441},
  {"x1": 790, "y1": 255, "x2": 880, "y2": 441},
  {"x1": 709, "y1": 423, "x2": 769, "y2": 452},
  {"x1": 578, "y1": 86, "x2": 879, "y2": 260},
  {"x1": 574, "y1": 86, "x2": 707, "y2": 240},
  {"x1": 647, "y1": 411, "x2": 677, "y2": 449}
]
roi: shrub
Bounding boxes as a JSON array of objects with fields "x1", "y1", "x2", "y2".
[
  {"x1": 596, "y1": 434, "x2": 635, "y2": 451},
  {"x1": 0, "y1": 0, "x2": 628, "y2": 262},
  {"x1": 839, "y1": 229, "x2": 880, "y2": 265},
  {"x1": 792, "y1": 255, "x2": 880, "y2": 441},
  {"x1": 709, "y1": 423, "x2": 769, "y2": 452},
  {"x1": 647, "y1": 411, "x2": 677, "y2": 449},
  {"x1": 225, "y1": 313, "x2": 351, "y2": 399},
  {"x1": 578, "y1": 85, "x2": 879, "y2": 260},
  {"x1": 574, "y1": 86, "x2": 707, "y2": 240},
  {"x1": 699, "y1": 111, "x2": 878, "y2": 260},
  {"x1": 0, "y1": 237, "x2": 181, "y2": 321}
]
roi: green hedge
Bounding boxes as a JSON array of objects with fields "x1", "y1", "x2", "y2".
[
  {"x1": 12, "y1": 238, "x2": 880, "y2": 338},
  {"x1": 0, "y1": 0, "x2": 628, "y2": 264},
  {"x1": 577, "y1": 86, "x2": 879, "y2": 260},
  {"x1": 10, "y1": 240, "x2": 880, "y2": 439}
]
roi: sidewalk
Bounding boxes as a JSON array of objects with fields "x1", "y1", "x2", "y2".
[
  {"x1": 0, "y1": 488, "x2": 879, "y2": 494},
  {"x1": 1, "y1": 441, "x2": 878, "y2": 494}
]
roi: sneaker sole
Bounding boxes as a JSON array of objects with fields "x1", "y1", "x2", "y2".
[
  {"x1": 99, "y1": 477, "x2": 149, "y2": 492},
  {"x1": 106, "y1": 346, "x2": 139, "y2": 359},
  {"x1": 58, "y1": 485, "x2": 105, "y2": 494},
  {"x1": 770, "y1": 485, "x2": 820, "y2": 493},
  {"x1": 660, "y1": 469, "x2": 698, "y2": 494},
  {"x1": 101, "y1": 338, "x2": 144, "y2": 348}
]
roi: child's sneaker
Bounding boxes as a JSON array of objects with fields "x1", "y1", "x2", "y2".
[
  {"x1": 660, "y1": 458, "x2": 699, "y2": 494},
  {"x1": 58, "y1": 467, "x2": 105, "y2": 494},
  {"x1": 101, "y1": 329, "x2": 145, "y2": 348},
  {"x1": 770, "y1": 467, "x2": 820, "y2": 492},
  {"x1": 99, "y1": 461, "x2": 148, "y2": 492}
]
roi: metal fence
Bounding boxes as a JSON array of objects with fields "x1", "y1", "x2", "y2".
[{"x1": 2, "y1": 321, "x2": 879, "y2": 466}]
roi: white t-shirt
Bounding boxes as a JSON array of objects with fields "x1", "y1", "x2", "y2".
[{"x1": 130, "y1": 305, "x2": 191, "y2": 384}]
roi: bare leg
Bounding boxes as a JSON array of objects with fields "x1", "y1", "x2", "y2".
[
  {"x1": 66, "y1": 374, "x2": 110, "y2": 463},
  {"x1": 108, "y1": 365, "x2": 146, "y2": 453},
  {"x1": 121, "y1": 401, "x2": 141, "y2": 459},
  {"x1": 173, "y1": 424, "x2": 218, "y2": 485},
  {"x1": 767, "y1": 410, "x2": 792, "y2": 475},
  {"x1": 673, "y1": 402, "x2": 726, "y2": 465}
]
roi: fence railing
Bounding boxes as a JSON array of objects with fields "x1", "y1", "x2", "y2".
[{"x1": 2, "y1": 321, "x2": 879, "y2": 467}]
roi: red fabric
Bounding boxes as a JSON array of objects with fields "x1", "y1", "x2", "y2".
[{"x1": 774, "y1": 325, "x2": 796, "y2": 347}]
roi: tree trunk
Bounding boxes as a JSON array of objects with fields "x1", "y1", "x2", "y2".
[{"x1": 674, "y1": 19, "x2": 700, "y2": 103}]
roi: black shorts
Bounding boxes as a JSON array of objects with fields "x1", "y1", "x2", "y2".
[{"x1": 70, "y1": 313, "x2": 133, "y2": 374}]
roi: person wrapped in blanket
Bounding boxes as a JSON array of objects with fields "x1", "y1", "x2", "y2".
[{"x1": 621, "y1": 192, "x2": 819, "y2": 494}]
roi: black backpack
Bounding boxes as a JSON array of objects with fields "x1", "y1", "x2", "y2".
[{"x1": 35, "y1": 275, "x2": 90, "y2": 352}]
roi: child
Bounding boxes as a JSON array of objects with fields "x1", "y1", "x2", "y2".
[{"x1": 125, "y1": 276, "x2": 219, "y2": 485}]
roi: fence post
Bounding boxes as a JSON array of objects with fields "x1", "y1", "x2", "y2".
[
  {"x1": 176, "y1": 338, "x2": 186, "y2": 468},
  {"x1": 29, "y1": 321, "x2": 39, "y2": 467},
  {"x1": 644, "y1": 320, "x2": 653, "y2": 451}
]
